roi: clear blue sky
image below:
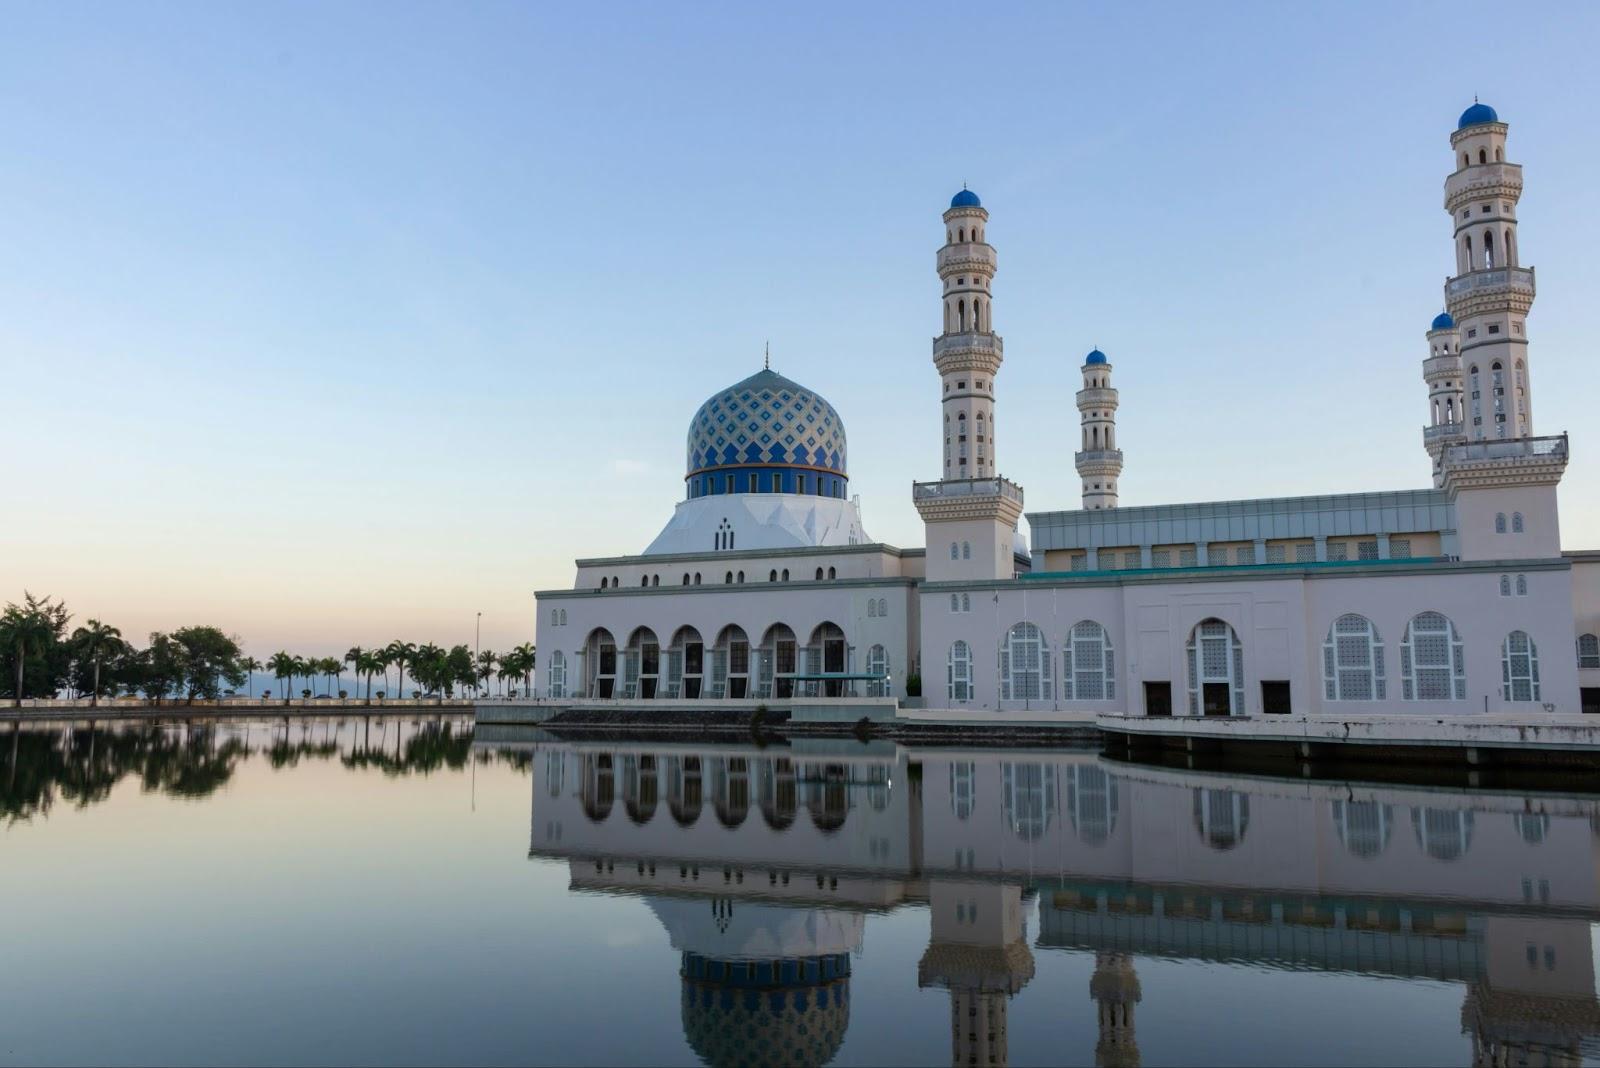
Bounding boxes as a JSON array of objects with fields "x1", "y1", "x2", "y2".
[{"x1": 4, "y1": 2, "x2": 1598, "y2": 655}]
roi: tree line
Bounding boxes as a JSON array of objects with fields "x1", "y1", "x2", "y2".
[{"x1": 0, "y1": 592, "x2": 535, "y2": 705}]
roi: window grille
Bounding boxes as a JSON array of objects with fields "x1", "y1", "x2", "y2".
[
  {"x1": 1179, "y1": 548, "x2": 1198, "y2": 568},
  {"x1": 1294, "y1": 544, "x2": 1316, "y2": 563},
  {"x1": 1186, "y1": 619, "x2": 1243, "y2": 715},
  {"x1": 1265, "y1": 544, "x2": 1286, "y2": 564},
  {"x1": 1000, "y1": 623, "x2": 1052, "y2": 702},
  {"x1": 1401, "y1": 612, "x2": 1466, "y2": 700},
  {"x1": 1152, "y1": 549, "x2": 1172, "y2": 568},
  {"x1": 1062, "y1": 620, "x2": 1115, "y2": 701},
  {"x1": 1357, "y1": 540, "x2": 1378, "y2": 561},
  {"x1": 547, "y1": 652, "x2": 567, "y2": 699},
  {"x1": 947, "y1": 642, "x2": 973, "y2": 702},
  {"x1": 1501, "y1": 631, "x2": 1541, "y2": 701},
  {"x1": 1323, "y1": 614, "x2": 1385, "y2": 701},
  {"x1": 1578, "y1": 634, "x2": 1600, "y2": 670},
  {"x1": 1327, "y1": 543, "x2": 1349, "y2": 562},
  {"x1": 1391, "y1": 539, "x2": 1412, "y2": 559}
]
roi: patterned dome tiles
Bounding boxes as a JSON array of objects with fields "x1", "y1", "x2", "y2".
[{"x1": 688, "y1": 369, "x2": 847, "y2": 478}]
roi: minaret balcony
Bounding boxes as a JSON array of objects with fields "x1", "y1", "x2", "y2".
[
  {"x1": 1076, "y1": 387, "x2": 1118, "y2": 407},
  {"x1": 1445, "y1": 266, "x2": 1535, "y2": 301},
  {"x1": 936, "y1": 243, "x2": 996, "y2": 273},
  {"x1": 1074, "y1": 449, "x2": 1124, "y2": 468},
  {"x1": 1422, "y1": 355, "x2": 1463, "y2": 380},
  {"x1": 1444, "y1": 162, "x2": 1522, "y2": 211},
  {"x1": 933, "y1": 332, "x2": 1004, "y2": 360},
  {"x1": 913, "y1": 476, "x2": 1023, "y2": 505},
  {"x1": 1441, "y1": 433, "x2": 1568, "y2": 491},
  {"x1": 1422, "y1": 423, "x2": 1467, "y2": 444}
]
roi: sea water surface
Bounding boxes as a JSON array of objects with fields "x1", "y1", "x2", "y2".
[{"x1": 3, "y1": 716, "x2": 1598, "y2": 1067}]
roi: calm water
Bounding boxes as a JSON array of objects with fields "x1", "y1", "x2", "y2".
[{"x1": 4, "y1": 718, "x2": 1599, "y2": 1067}]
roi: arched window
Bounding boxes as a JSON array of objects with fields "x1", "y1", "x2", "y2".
[
  {"x1": 827, "y1": 566, "x2": 836, "y2": 580},
  {"x1": 547, "y1": 651, "x2": 567, "y2": 699},
  {"x1": 1578, "y1": 634, "x2": 1600, "y2": 669},
  {"x1": 958, "y1": 227, "x2": 965, "y2": 242},
  {"x1": 1495, "y1": 512, "x2": 1507, "y2": 533},
  {"x1": 1001, "y1": 763, "x2": 1056, "y2": 841},
  {"x1": 1187, "y1": 618, "x2": 1243, "y2": 715},
  {"x1": 1512, "y1": 512, "x2": 1524, "y2": 533},
  {"x1": 865, "y1": 644, "x2": 888, "y2": 697},
  {"x1": 550, "y1": 608, "x2": 558, "y2": 625},
  {"x1": 1000, "y1": 622, "x2": 1052, "y2": 702},
  {"x1": 949, "y1": 760, "x2": 975, "y2": 817},
  {"x1": 693, "y1": 572, "x2": 701, "y2": 585},
  {"x1": 736, "y1": 570, "x2": 744, "y2": 583},
  {"x1": 1495, "y1": 146, "x2": 1503, "y2": 162},
  {"x1": 640, "y1": 576, "x2": 648, "y2": 587},
  {"x1": 1323, "y1": 614, "x2": 1385, "y2": 701},
  {"x1": 559, "y1": 609, "x2": 566, "y2": 625},
  {"x1": 1502, "y1": 631, "x2": 1541, "y2": 701},
  {"x1": 600, "y1": 577, "x2": 608, "y2": 589},
  {"x1": 961, "y1": 541, "x2": 971, "y2": 560},
  {"x1": 1479, "y1": 148, "x2": 1487, "y2": 165},
  {"x1": 960, "y1": 593, "x2": 970, "y2": 612},
  {"x1": 781, "y1": 569, "x2": 789, "y2": 581},
  {"x1": 948, "y1": 641, "x2": 973, "y2": 702},
  {"x1": 724, "y1": 572, "x2": 732, "y2": 584},
  {"x1": 950, "y1": 542, "x2": 959, "y2": 560},
  {"x1": 950, "y1": 593, "x2": 959, "y2": 612},
  {"x1": 1500, "y1": 575, "x2": 1512, "y2": 597},
  {"x1": 1516, "y1": 574, "x2": 1528, "y2": 596},
  {"x1": 1412, "y1": 807, "x2": 1473, "y2": 861},
  {"x1": 1064, "y1": 765, "x2": 1118, "y2": 845},
  {"x1": 877, "y1": 597, "x2": 887, "y2": 616},
  {"x1": 1062, "y1": 620, "x2": 1115, "y2": 701},
  {"x1": 1515, "y1": 813, "x2": 1549, "y2": 845},
  {"x1": 867, "y1": 599, "x2": 877, "y2": 618},
  {"x1": 958, "y1": 299, "x2": 967, "y2": 331},
  {"x1": 1401, "y1": 612, "x2": 1466, "y2": 700},
  {"x1": 1330, "y1": 800, "x2": 1392, "y2": 858},
  {"x1": 769, "y1": 569, "x2": 777, "y2": 582},
  {"x1": 682, "y1": 573, "x2": 690, "y2": 585}
]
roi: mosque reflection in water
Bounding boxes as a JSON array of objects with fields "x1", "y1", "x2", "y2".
[{"x1": 517, "y1": 737, "x2": 1600, "y2": 1068}]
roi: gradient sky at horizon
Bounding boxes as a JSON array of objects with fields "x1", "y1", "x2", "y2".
[{"x1": 5, "y1": 2, "x2": 1599, "y2": 657}]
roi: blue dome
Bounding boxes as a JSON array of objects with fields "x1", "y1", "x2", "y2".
[
  {"x1": 685, "y1": 368, "x2": 848, "y2": 501},
  {"x1": 949, "y1": 188, "x2": 981, "y2": 208},
  {"x1": 1458, "y1": 102, "x2": 1499, "y2": 129},
  {"x1": 1430, "y1": 311, "x2": 1455, "y2": 331},
  {"x1": 1084, "y1": 349, "x2": 1108, "y2": 365}
]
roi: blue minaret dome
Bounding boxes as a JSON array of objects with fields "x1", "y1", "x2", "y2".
[
  {"x1": 949, "y1": 187, "x2": 981, "y2": 208},
  {"x1": 1458, "y1": 101, "x2": 1499, "y2": 129},
  {"x1": 1431, "y1": 311, "x2": 1455, "y2": 331},
  {"x1": 1085, "y1": 348, "x2": 1108, "y2": 365}
]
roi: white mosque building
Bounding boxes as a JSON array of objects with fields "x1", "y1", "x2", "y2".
[{"x1": 535, "y1": 103, "x2": 1600, "y2": 718}]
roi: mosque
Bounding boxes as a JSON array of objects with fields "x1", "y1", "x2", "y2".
[{"x1": 535, "y1": 103, "x2": 1600, "y2": 717}]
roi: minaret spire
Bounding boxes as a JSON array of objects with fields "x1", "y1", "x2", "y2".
[
  {"x1": 764, "y1": 340, "x2": 769, "y2": 370},
  {"x1": 1075, "y1": 348, "x2": 1123, "y2": 509}
]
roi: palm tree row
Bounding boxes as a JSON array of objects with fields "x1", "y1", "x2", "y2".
[{"x1": 258, "y1": 642, "x2": 536, "y2": 703}]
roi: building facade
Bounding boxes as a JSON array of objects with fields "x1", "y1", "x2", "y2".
[{"x1": 535, "y1": 104, "x2": 1600, "y2": 717}]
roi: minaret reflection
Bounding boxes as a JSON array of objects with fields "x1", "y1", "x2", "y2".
[
  {"x1": 520, "y1": 741, "x2": 1600, "y2": 1068},
  {"x1": 917, "y1": 881, "x2": 1035, "y2": 1068}
]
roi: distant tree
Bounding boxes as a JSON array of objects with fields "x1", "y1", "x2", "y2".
[
  {"x1": 267, "y1": 651, "x2": 296, "y2": 700},
  {"x1": 354, "y1": 650, "x2": 382, "y2": 703},
  {"x1": 171, "y1": 626, "x2": 246, "y2": 703},
  {"x1": 384, "y1": 641, "x2": 418, "y2": 700},
  {"x1": 319, "y1": 656, "x2": 341, "y2": 696},
  {"x1": 137, "y1": 633, "x2": 188, "y2": 705},
  {"x1": 411, "y1": 643, "x2": 445, "y2": 697},
  {"x1": 238, "y1": 655, "x2": 263, "y2": 700},
  {"x1": 292, "y1": 655, "x2": 312, "y2": 697},
  {"x1": 68, "y1": 619, "x2": 128, "y2": 705},
  {"x1": 476, "y1": 649, "x2": 498, "y2": 697},
  {"x1": 447, "y1": 645, "x2": 474, "y2": 698},
  {"x1": 343, "y1": 647, "x2": 365, "y2": 698},
  {"x1": 0, "y1": 592, "x2": 73, "y2": 704},
  {"x1": 511, "y1": 642, "x2": 536, "y2": 697}
]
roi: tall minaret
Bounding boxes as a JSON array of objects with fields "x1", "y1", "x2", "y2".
[
  {"x1": 1421, "y1": 311, "x2": 1465, "y2": 487},
  {"x1": 1445, "y1": 101, "x2": 1535, "y2": 441},
  {"x1": 1075, "y1": 349, "x2": 1123, "y2": 510},
  {"x1": 1090, "y1": 952, "x2": 1142, "y2": 1068},
  {"x1": 916, "y1": 188, "x2": 1025, "y2": 582},
  {"x1": 936, "y1": 187, "x2": 1000, "y2": 481}
]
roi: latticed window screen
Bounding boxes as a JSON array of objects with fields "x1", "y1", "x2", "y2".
[
  {"x1": 949, "y1": 762, "x2": 976, "y2": 819},
  {"x1": 547, "y1": 652, "x2": 566, "y2": 698},
  {"x1": 1579, "y1": 634, "x2": 1600, "y2": 670},
  {"x1": 1323, "y1": 614, "x2": 1385, "y2": 701},
  {"x1": 1187, "y1": 619, "x2": 1243, "y2": 715},
  {"x1": 1501, "y1": 630, "x2": 1541, "y2": 701},
  {"x1": 1357, "y1": 540, "x2": 1379, "y2": 561},
  {"x1": 1122, "y1": 551, "x2": 1140, "y2": 569},
  {"x1": 1391, "y1": 539, "x2": 1412, "y2": 559},
  {"x1": 1062, "y1": 620, "x2": 1115, "y2": 702},
  {"x1": 1265, "y1": 544, "x2": 1286, "y2": 564},
  {"x1": 1179, "y1": 548, "x2": 1198, "y2": 568},
  {"x1": 1235, "y1": 546, "x2": 1254, "y2": 565},
  {"x1": 1152, "y1": 549, "x2": 1172, "y2": 568},
  {"x1": 1000, "y1": 623, "x2": 1051, "y2": 701},
  {"x1": 948, "y1": 641, "x2": 973, "y2": 701},
  {"x1": 1294, "y1": 544, "x2": 1316, "y2": 563},
  {"x1": 1401, "y1": 612, "x2": 1466, "y2": 700},
  {"x1": 1070, "y1": 554, "x2": 1088, "y2": 572},
  {"x1": 1327, "y1": 542, "x2": 1349, "y2": 562},
  {"x1": 865, "y1": 644, "x2": 888, "y2": 697}
]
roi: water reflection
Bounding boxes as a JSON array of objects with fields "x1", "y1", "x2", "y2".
[
  {"x1": 2, "y1": 715, "x2": 482, "y2": 822},
  {"x1": 522, "y1": 739, "x2": 1600, "y2": 1067}
]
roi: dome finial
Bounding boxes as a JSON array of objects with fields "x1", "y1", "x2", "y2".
[{"x1": 764, "y1": 340, "x2": 769, "y2": 370}]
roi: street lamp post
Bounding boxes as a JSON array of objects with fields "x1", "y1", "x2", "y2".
[{"x1": 475, "y1": 612, "x2": 482, "y2": 700}]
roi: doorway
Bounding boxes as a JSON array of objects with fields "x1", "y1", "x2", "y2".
[
  {"x1": 1144, "y1": 681, "x2": 1172, "y2": 717},
  {"x1": 1202, "y1": 682, "x2": 1232, "y2": 716}
]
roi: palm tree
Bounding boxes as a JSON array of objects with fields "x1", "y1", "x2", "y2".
[
  {"x1": 70, "y1": 619, "x2": 124, "y2": 706},
  {"x1": 238, "y1": 655, "x2": 262, "y2": 701},
  {"x1": 267, "y1": 651, "x2": 296, "y2": 701},
  {"x1": 476, "y1": 649, "x2": 497, "y2": 698},
  {"x1": 292, "y1": 655, "x2": 312, "y2": 698},
  {"x1": 320, "y1": 656, "x2": 340, "y2": 696},
  {"x1": 384, "y1": 641, "x2": 417, "y2": 700},
  {"x1": 511, "y1": 642, "x2": 536, "y2": 698},
  {"x1": 0, "y1": 594, "x2": 65, "y2": 706},
  {"x1": 344, "y1": 647, "x2": 364, "y2": 698},
  {"x1": 355, "y1": 650, "x2": 382, "y2": 703}
]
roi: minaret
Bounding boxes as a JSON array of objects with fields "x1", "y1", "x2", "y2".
[
  {"x1": 1445, "y1": 101, "x2": 1535, "y2": 441},
  {"x1": 1421, "y1": 312, "x2": 1466, "y2": 487},
  {"x1": 1075, "y1": 349, "x2": 1123, "y2": 510},
  {"x1": 936, "y1": 187, "x2": 1000, "y2": 481},
  {"x1": 915, "y1": 188, "x2": 1025, "y2": 582}
]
